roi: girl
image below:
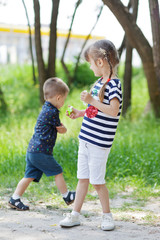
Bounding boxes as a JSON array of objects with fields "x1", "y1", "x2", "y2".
[{"x1": 60, "y1": 40, "x2": 122, "y2": 230}]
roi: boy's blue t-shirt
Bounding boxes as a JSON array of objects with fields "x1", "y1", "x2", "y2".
[{"x1": 27, "y1": 101, "x2": 61, "y2": 155}]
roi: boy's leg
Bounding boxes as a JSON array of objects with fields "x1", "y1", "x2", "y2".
[
  {"x1": 93, "y1": 184, "x2": 114, "y2": 231},
  {"x1": 55, "y1": 173, "x2": 67, "y2": 194},
  {"x1": 14, "y1": 177, "x2": 34, "y2": 197},
  {"x1": 9, "y1": 177, "x2": 34, "y2": 211},
  {"x1": 59, "y1": 179, "x2": 89, "y2": 227},
  {"x1": 55, "y1": 173, "x2": 76, "y2": 205}
]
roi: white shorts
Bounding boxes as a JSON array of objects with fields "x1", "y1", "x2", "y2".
[{"x1": 77, "y1": 140, "x2": 111, "y2": 185}]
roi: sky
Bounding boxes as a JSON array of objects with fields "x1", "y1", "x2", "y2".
[{"x1": 0, "y1": 0, "x2": 155, "y2": 65}]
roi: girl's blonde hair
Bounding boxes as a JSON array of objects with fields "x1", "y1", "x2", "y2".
[{"x1": 84, "y1": 40, "x2": 119, "y2": 102}]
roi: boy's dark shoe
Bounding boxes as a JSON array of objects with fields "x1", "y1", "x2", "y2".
[
  {"x1": 63, "y1": 191, "x2": 76, "y2": 205},
  {"x1": 8, "y1": 197, "x2": 29, "y2": 211}
]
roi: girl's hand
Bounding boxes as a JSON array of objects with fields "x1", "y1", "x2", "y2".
[
  {"x1": 66, "y1": 105, "x2": 85, "y2": 119},
  {"x1": 56, "y1": 123, "x2": 67, "y2": 134},
  {"x1": 81, "y1": 91, "x2": 93, "y2": 104}
]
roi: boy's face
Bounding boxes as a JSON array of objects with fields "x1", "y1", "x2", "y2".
[
  {"x1": 47, "y1": 92, "x2": 68, "y2": 109},
  {"x1": 56, "y1": 92, "x2": 68, "y2": 109}
]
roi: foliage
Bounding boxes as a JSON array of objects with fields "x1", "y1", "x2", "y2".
[
  {"x1": 0, "y1": 64, "x2": 159, "y2": 201},
  {"x1": 57, "y1": 60, "x2": 97, "y2": 87}
]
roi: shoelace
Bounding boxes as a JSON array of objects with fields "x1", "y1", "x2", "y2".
[
  {"x1": 63, "y1": 213, "x2": 72, "y2": 218},
  {"x1": 102, "y1": 215, "x2": 112, "y2": 222}
]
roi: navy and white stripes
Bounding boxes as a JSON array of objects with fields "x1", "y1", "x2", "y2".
[{"x1": 79, "y1": 78, "x2": 122, "y2": 149}]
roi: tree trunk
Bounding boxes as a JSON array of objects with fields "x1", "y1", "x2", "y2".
[
  {"x1": 61, "y1": 0, "x2": 82, "y2": 86},
  {"x1": 102, "y1": 0, "x2": 160, "y2": 117},
  {"x1": 47, "y1": 0, "x2": 60, "y2": 78},
  {"x1": 0, "y1": 87, "x2": 7, "y2": 111},
  {"x1": 122, "y1": 40, "x2": 132, "y2": 115},
  {"x1": 118, "y1": 35, "x2": 126, "y2": 59},
  {"x1": 73, "y1": 5, "x2": 103, "y2": 84},
  {"x1": 122, "y1": 0, "x2": 139, "y2": 116},
  {"x1": 22, "y1": 0, "x2": 36, "y2": 85},
  {"x1": 33, "y1": 0, "x2": 46, "y2": 103},
  {"x1": 149, "y1": 0, "x2": 160, "y2": 88}
]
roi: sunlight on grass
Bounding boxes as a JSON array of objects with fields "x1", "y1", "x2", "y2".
[{"x1": 0, "y1": 64, "x2": 160, "y2": 203}]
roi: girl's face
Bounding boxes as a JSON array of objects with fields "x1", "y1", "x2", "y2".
[{"x1": 88, "y1": 57, "x2": 103, "y2": 77}]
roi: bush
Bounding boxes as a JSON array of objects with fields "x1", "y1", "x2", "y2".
[{"x1": 56, "y1": 60, "x2": 97, "y2": 87}]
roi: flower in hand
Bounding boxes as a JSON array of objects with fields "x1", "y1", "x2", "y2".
[
  {"x1": 85, "y1": 106, "x2": 98, "y2": 118},
  {"x1": 66, "y1": 106, "x2": 81, "y2": 119},
  {"x1": 67, "y1": 106, "x2": 73, "y2": 116}
]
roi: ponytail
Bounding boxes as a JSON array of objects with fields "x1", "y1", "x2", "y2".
[
  {"x1": 98, "y1": 53, "x2": 113, "y2": 102},
  {"x1": 99, "y1": 82, "x2": 108, "y2": 102}
]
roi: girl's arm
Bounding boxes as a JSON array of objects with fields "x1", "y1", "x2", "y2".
[
  {"x1": 81, "y1": 91, "x2": 120, "y2": 117},
  {"x1": 66, "y1": 106, "x2": 85, "y2": 119}
]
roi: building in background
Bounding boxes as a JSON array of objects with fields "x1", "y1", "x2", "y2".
[{"x1": 0, "y1": 24, "x2": 104, "y2": 64}]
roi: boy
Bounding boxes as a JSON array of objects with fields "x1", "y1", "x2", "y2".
[{"x1": 9, "y1": 77, "x2": 75, "y2": 210}]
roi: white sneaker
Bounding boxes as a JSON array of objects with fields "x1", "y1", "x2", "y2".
[
  {"x1": 101, "y1": 214, "x2": 115, "y2": 231},
  {"x1": 59, "y1": 213, "x2": 80, "y2": 227}
]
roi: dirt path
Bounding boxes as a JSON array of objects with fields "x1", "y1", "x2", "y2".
[{"x1": 0, "y1": 194, "x2": 160, "y2": 240}]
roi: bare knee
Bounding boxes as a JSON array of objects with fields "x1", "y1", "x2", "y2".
[
  {"x1": 22, "y1": 177, "x2": 34, "y2": 183},
  {"x1": 55, "y1": 172, "x2": 63, "y2": 181},
  {"x1": 79, "y1": 179, "x2": 89, "y2": 186},
  {"x1": 93, "y1": 184, "x2": 104, "y2": 192}
]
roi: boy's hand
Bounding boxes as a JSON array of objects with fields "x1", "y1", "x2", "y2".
[
  {"x1": 81, "y1": 91, "x2": 93, "y2": 104},
  {"x1": 56, "y1": 123, "x2": 67, "y2": 134},
  {"x1": 66, "y1": 106, "x2": 85, "y2": 119}
]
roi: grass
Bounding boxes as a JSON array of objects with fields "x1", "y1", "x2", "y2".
[{"x1": 0, "y1": 64, "x2": 160, "y2": 204}]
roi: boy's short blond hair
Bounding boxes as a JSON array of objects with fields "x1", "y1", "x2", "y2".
[{"x1": 43, "y1": 77, "x2": 69, "y2": 100}]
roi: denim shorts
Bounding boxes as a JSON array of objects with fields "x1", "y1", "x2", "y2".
[{"x1": 24, "y1": 152, "x2": 63, "y2": 182}]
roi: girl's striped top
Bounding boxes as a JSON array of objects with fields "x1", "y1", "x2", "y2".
[{"x1": 79, "y1": 78, "x2": 122, "y2": 149}]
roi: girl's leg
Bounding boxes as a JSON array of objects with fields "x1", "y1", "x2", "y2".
[
  {"x1": 55, "y1": 174, "x2": 89, "y2": 208},
  {"x1": 59, "y1": 179, "x2": 89, "y2": 227},
  {"x1": 73, "y1": 179, "x2": 89, "y2": 212},
  {"x1": 14, "y1": 177, "x2": 34, "y2": 197},
  {"x1": 93, "y1": 184, "x2": 110, "y2": 213},
  {"x1": 93, "y1": 183, "x2": 114, "y2": 230}
]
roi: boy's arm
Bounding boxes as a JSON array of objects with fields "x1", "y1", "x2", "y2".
[{"x1": 56, "y1": 123, "x2": 67, "y2": 134}]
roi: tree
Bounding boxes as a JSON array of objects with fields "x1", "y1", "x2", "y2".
[
  {"x1": 73, "y1": 5, "x2": 103, "y2": 83},
  {"x1": 33, "y1": 0, "x2": 60, "y2": 103},
  {"x1": 0, "y1": 87, "x2": 7, "y2": 111},
  {"x1": 61, "y1": 2, "x2": 103, "y2": 87},
  {"x1": 122, "y1": 0, "x2": 139, "y2": 116},
  {"x1": 149, "y1": 0, "x2": 160, "y2": 88},
  {"x1": 61, "y1": 0, "x2": 82, "y2": 87},
  {"x1": 47, "y1": 0, "x2": 60, "y2": 78},
  {"x1": 0, "y1": 0, "x2": 7, "y2": 111},
  {"x1": 102, "y1": 0, "x2": 160, "y2": 117},
  {"x1": 22, "y1": 0, "x2": 36, "y2": 85}
]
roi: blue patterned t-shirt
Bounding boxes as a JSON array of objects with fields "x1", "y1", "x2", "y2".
[{"x1": 27, "y1": 101, "x2": 61, "y2": 155}]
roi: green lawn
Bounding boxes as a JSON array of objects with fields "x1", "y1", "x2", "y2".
[{"x1": 0, "y1": 64, "x2": 160, "y2": 202}]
